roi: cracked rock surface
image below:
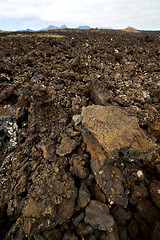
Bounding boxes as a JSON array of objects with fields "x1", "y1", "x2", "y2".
[{"x1": 0, "y1": 29, "x2": 160, "y2": 240}]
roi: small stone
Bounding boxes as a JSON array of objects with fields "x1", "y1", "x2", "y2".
[
  {"x1": 56, "y1": 136, "x2": 76, "y2": 156},
  {"x1": 130, "y1": 183, "x2": 148, "y2": 205},
  {"x1": 112, "y1": 205, "x2": 129, "y2": 226},
  {"x1": 136, "y1": 199, "x2": 160, "y2": 225},
  {"x1": 77, "y1": 183, "x2": 90, "y2": 210},
  {"x1": 137, "y1": 170, "x2": 144, "y2": 178},
  {"x1": 72, "y1": 115, "x2": 82, "y2": 125},
  {"x1": 150, "y1": 181, "x2": 160, "y2": 208},
  {"x1": 84, "y1": 200, "x2": 115, "y2": 231},
  {"x1": 73, "y1": 212, "x2": 84, "y2": 227},
  {"x1": 77, "y1": 222, "x2": 94, "y2": 237},
  {"x1": 89, "y1": 184, "x2": 106, "y2": 203}
]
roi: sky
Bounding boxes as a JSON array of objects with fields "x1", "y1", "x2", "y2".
[{"x1": 0, "y1": 0, "x2": 160, "y2": 31}]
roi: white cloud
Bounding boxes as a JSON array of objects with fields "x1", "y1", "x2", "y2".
[{"x1": 0, "y1": 0, "x2": 160, "y2": 30}]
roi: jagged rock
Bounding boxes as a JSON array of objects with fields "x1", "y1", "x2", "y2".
[
  {"x1": 69, "y1": 154, "x2": 89, "y2": 178},
  {"x1": 89, "y1": 184, "x2": 106, "y2": 203},
  {"x1": 81, "y1": 105, "x2": 155, "y2": 159},
  {"x1": 129, "y1": 183, "x2": 148, "y2": 205},
  {"x1": 81, "y1": 105, "x2": 155, "y2": 208},
  {"x1": 56, "y1": 135, "x2": 76, "y2": 156},
  {"x1": 90, "y1": 73, "x2": 113, "y2": 105},
  {"x1": 21, "y1": 163, "x2": 77, "y2": 235},
  {"x1": 150, "y1": 181, "x2": 160, "y2": 208},
  {"x1": 73, "y1": 212, "x2": 84, "y2": 227},
  {"x1": 84, "y1": 200, "x2": 115, "y2": 231},
  {"x1": 76, "y1": 183, "x2": 90, "y2": 210},
  {"x1": 112, "y1": 205, "x2": 129, "y2": 226}
]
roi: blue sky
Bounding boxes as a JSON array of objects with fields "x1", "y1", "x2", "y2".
[{"x1": 0, "y1": 0, "x2": 160, "y2": 31}]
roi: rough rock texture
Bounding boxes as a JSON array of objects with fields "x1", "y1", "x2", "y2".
[
  {"x1": 81, "y1": 104, "x2": 155, "y2": 208},
  {"x1": 81, "y1": 105, "x2": 155, "y2": 158},
  {"x1": 150, "y1": 181, "x2": 160, "y2": 208},
  {"x1": 0, "y1": 29, "x2": 160, "y2": 239},
  {"x1": 84, "y1": 200, "x2": 115, "y2": 231}
]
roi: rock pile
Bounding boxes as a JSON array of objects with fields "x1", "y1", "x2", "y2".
[{"x1": 0, "y1": 29, "x2": 160, "y2": 240}]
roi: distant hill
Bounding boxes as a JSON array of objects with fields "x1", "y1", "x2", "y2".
[
  {"x1": 77, "y1": 26, "x2": 91, "y2": 29},
  {"x1": 21, "y1": 29, "x2": 35, "y2": 32},
  {"x1": 123, "y1": 26, "x2": 139, "y2": 32},
  {"x1": 40, "y1": 25, "x2": 68, "y2": 31},
  {"x1": 0, "y1": 29, "x2": 3, "y2": 33},
  {"x1": 99, "y1": 27, "x2": 113, "y2": 30}
]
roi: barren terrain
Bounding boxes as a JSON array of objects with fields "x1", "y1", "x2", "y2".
[{"x1": 0, "y1": 29, "x2": 160, "y2": 240}]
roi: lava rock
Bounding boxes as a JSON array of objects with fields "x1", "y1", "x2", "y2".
[
  {"x1": 129, "y1": 183, "x2": 148, "y2": 205},
  {"x1": 76, "y1": 183, "x2": 90, "y2": 210},
  {"x1": 150, "y1": 181, "x2": 160, "y2": 208},
  {"x1": 136, "y1": 199, "x2": 160, "y2": 225},
  {"x1": 81, "y1": 105, "x2": 155, "y2": 159},
  {"x1": 112, "y1": 205, "x2": 129, "y2": 226},
  {"x1": 84, "y1": 200, "x2": 115, "y2": 231},
  {"x1": 21, "y1": 163, "x2": 77, "y2": 235},
  {"x1": 128, "y1": 219, "x2": 138, "y2": 239},
  {"x1": 56, "y1": 135, "x2": 77, "y2": 156}
]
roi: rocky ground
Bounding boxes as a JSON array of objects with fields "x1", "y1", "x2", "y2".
[{"x1": 0, "y1": 29, "x2": 160, "y2": 240}]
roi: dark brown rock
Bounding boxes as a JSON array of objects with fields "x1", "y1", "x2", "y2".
[
  {"x1": 90, "y1": 73, "x2": 113, "y2": 105},
  {"x1": 89, "y1": 184, "x2": 106, "y2": 203},
  {"x1": 21, "y1": 163, "x2": 77, "y2": 235},
  {"x1": 112, "y1": 205, "x2": 129, "y2": 226},
  {"x1": 150, "y1": 181, "x2": 160, "y2": 208},
  {"x1": 69, "y1": 154, "x2": 89, "y2": 178},
  {"x1": 82, "y1": 127, "x2": 128, "y2": 208},
  {"x1": 84, "y1": 200, "x2": 115, "y2": 231},
  {"x1": 0, "y1": 83, "x2": 15, "y2": 102},
  {"x1": 148, "y1": 116, "x2": 160, "y2": 140},
  {"x1": 129, "y1": 183, "x2": 148, "y2": 205},
  {"x1": 76, "y1": 183, "x2": 90, "y2": 210},
  {"x1": 136, "y1": 199, "x2": 160, "y2": 225},
  {"x1": 128, "y1": 219, "x2": 138, "y2": 239}
]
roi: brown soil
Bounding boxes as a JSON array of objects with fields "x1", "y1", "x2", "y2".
[{"x1": 0, "y1": 29, "x2": 160, "y2": 240}]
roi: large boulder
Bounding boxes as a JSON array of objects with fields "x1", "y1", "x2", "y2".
[{"x1": 80, "y1": 105, "x2": 155, "y2": 207}]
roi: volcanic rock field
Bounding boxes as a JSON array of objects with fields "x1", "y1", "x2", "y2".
[{"x1": 0, "y1": 29, "x2": 160, "y2": 240}]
